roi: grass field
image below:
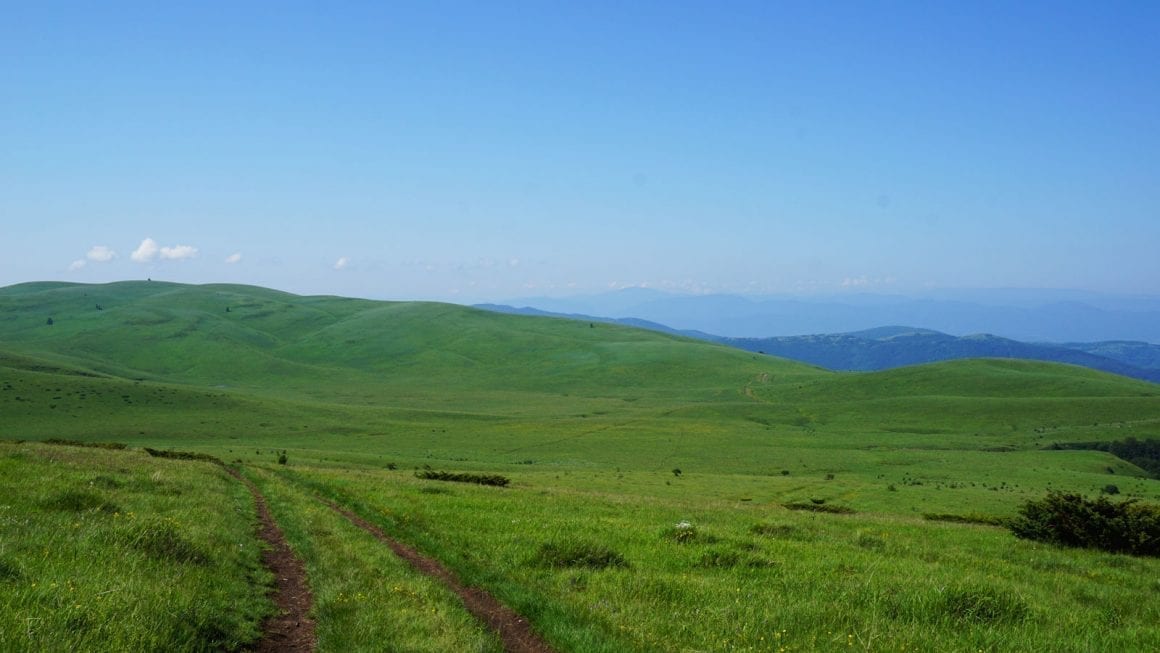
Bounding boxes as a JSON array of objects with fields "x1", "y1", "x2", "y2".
[{"x1": 2, "y1": 281, "x2": 1158, "y2": 651}]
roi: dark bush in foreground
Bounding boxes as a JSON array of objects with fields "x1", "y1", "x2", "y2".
[
  {"x1": 532, "y1": 541, "x2": 628, "y2": 569},
  {"x1": 1009, "y1": 491, "x2": 1160, "y2": 557},
  {"x1": 415, "y1": 470, "x2": 510, "y2": 487},
  {"x1": 783, "y1": 501, "x2": 855, "y2": 514}
]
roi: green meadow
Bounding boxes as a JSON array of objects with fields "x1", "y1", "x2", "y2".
[{"x1": 2, "y1": 281, "x2": 1158, "y2": 651}]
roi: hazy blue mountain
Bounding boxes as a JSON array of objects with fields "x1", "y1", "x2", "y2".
[
  {"x1": 475, "y1": 303, "x2": 1160, "y2": 383},
  {"x1": 719, "y1": 330, "x2": 1160, "y2": 383},
  {"x1": 500, "y1": 290, "x2": 1160, "y2": 343}
]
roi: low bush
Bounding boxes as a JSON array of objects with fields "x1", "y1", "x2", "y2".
[
  {"x1": 143, "y1": 447, "x2": 223, "y2": 465},
  {"x1": 43, "y1": 438, "x2": 127, "y2": 450},
  {"x1": 783, "y1": 501, "x2": 855, "y2": 514},
  {"x1": 1008, "y1": 491, "x2": 1160, "y2": 557},
  {"x1": 923, "y1": 513, "x2": 1009, "y2": 527},
  {"x1": 414, "y1": 470, "x2": 510, "y2": 487}
]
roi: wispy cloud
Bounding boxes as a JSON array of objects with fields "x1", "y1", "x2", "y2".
[
  {"x1": 68, "y1": 259, "x2": 87, "y2": 271},
  {"x1": 131, "y1": 238, "x2": 198, "y2": 263},
  {"x1": 333, "y1": 256, "x2": 350, "y2": 270},
  {"x1": 225, "y1": 252, "x2": 242, "y2": 264}
]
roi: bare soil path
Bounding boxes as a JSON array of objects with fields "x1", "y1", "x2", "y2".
[
  {"x1": 226, "y1": 467, "x2": 317, "y2": 652},
  {"x1": 322, "y1": 499, "x2": 557, "y2": 653}
]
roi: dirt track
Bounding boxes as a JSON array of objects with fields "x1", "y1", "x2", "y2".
[
  {"x1": 322, "y1": 499, "x2": 557, "y2": 653},
  {"x1": 226, "y1": 467, "x2": 317, "y2": 652}
]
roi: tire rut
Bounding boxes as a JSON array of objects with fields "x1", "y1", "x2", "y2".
[
  {"x1": 321, "y1": 498, "x2": 557, "y2": 653},
  {"x1": 226, "y1": 467, "x2": 317, "y2": 652}
]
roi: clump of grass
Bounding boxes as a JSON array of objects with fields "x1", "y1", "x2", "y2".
[
  {"x1": 936, "y1": 584, "x2": 1030, "y2": 624},
  {"x1": 418, "y1": 485, "x2": 453, "y2": 495},
  {"x1": 414, "y1": 470, "x2": 510, "y2": 487},
  {"x1": 695, "y1": 547, "x2": 777, "y2": 569},
  {"x1": 41, "y1": 489, "x2": 120, "y2": 514},
  {"x1": 531, "y1": 540, "x2": 628, "y2": 570},
  {"x1": 783, "y1": 501, "x2": 855, "y2": 514},
  {"x1": 124, "y1": 519, "x2": 210, "y2": 565},
  {"x1": 855, "y1": 533, "x2": 886, "y2": 550},
  {"x1": 661, "y1": 520, "x2": 715, "y2": 544},
  {"x1": 0, "y1": 558, "x2": 22, "y2": 581},
  {"x1": 89, "y1": 474, "x2": 123, "y2": 489},
  {"x1": 750, "y1": 522, "x2": 811, "y2": 540}
]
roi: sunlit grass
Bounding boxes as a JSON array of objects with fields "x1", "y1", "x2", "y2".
[{"x1": 0, "y1": 442, "x2": 270, "y2": 652}]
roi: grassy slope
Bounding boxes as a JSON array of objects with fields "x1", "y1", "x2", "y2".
[{"x1": 2, "y1": 281, "x2": 1158, "y2": 491}]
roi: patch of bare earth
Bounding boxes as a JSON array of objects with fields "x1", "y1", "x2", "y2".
[
  {"x1": 227, "y1": 468, "x2": 316, "y2": 652},
  {"x1": 323, "y1": 499, "x2": 557, "y2": 653}
]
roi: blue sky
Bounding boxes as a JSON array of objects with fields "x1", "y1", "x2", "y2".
[{"x1": 3, "y1": 1, "x2": 1158, "y2": 302}]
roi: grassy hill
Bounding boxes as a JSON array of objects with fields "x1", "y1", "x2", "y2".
[
  {"x1": 3, "y1": 281, "x2": 1160, "y2": 651},
  {"x1": 3, "y1": 281, "x2": 1158, "y2": 474}
]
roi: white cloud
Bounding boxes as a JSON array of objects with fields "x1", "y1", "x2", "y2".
[
  {"x1": 131, "y1": 238, "x2": 197, "y2": 263},
  {"x1": 333, "y1": 256, "x2": 350, "y2": 270},
  {"x1": 131, "y1": 238, "x2": 160, "y2": 263},
  {"x1": 160, "y1": 244, "x2": 198, "y2": 260},
  {"x1": 225, "y1": 252, "x2": 242, "y2": 264},
  {"x1": 86, "y1": 245, "x2": 116, "y2": 262},
  {"x1": 68, "y1": 259, "x2": 87, "y2": 271}
]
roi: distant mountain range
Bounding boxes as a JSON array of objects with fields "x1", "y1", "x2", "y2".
[
  {"x1": 475, "y1": 304, "x2": 1160, "y2": 384},
  {"x1": 496, "y1": 288, "x2": 1160, "y2": 343}
]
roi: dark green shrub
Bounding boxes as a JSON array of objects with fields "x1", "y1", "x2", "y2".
[
  {"x1": 143, "y1": 448, "x2": 222, "y2": 465},
  {"x1": 415, "y1": 470, "x2": 510, "y2": 487},
  {"x1": 1009, "y1": 491, "x2": 1160, "y2": 557},
  {"x1": 1102, "y1": 484, "x2": 1120, "y2": 495},
  {"x1": 923, "y1": 513, "x2": 1009, "y2": 527},
  {"x1": 43, "y1": 439, "x2": 127, "y2": 450},
  {"x1": 783, "y1": 501, "x2": 855, "y2": 514}
]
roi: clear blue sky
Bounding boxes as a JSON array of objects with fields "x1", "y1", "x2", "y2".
[{"x1": 3, "y1": 1, "x2": 1158, "y2": 301}]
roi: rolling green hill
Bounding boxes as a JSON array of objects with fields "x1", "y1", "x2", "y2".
[{"x1": 3, "y1": 280, "x2": 1158, "y2": 474}]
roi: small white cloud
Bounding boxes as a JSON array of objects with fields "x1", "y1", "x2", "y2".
[
  {"x1": 333, "y1": 256, "x2": 350, "y2": 270},
  {"x1": 131, "y1": 238, "x2": 160, "y2": 263},
  {"x1": 160, "y1": 244, "x2": 198, "y2": 260},
  {"x1": 86, "y1": 245, "x2": 116, "y2": 262},
  {"x1": 508, "y1": 258, "x2": 520, "y2": 268},
  {"x1": 841, "y1": 276, "x2": 870, "y2": 288},
  {"x1": 132, "y1": 238, "x2": 197, "y2": 263},
  {"x1": 68, "y1": 259, "x2": 87, "y2": 271},
  {"x1": 225, "y1": 252, "x2": 242, "y2": 264}
]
